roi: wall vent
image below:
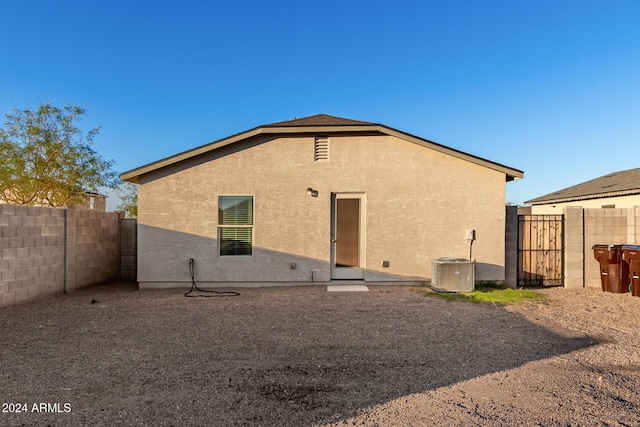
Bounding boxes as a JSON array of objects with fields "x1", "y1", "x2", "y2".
[
  {"x1": 314, "y1": 137, "x2": 329, "y2": 161},
  {"x1": 431, "y1": 258, "x2": 475, "y2": 292}
]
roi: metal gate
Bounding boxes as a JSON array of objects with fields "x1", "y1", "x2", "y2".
[{"x1": 518, "y1": 214, "x2": 564, "y2": 287}]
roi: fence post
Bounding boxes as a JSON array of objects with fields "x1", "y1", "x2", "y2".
[
  {"x1": 628, "y1": 207, "x2": 638, "y2": 245},
  {"x1": 563, "y1": 206, "x2": 584, "y2": 288},
  {"x1": 505, "y1": 206, "x2": 518, "y2": 288},
  {"x1": 119, "y1": 217, "x2": 137, "y2": 282},
  {"x1": 636, "y1": 206, "x2": 640, "y2": 244},
  {"x1": 117, "y1": 211, "x2": 124, "y2": 279},
  {"x1": 63, "y1": 209, "x2": 67, "y2": 294}
]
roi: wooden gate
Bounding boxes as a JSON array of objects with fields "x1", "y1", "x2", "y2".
[{"x1": 518, "y1": 214, "x2": 564, "y2": 287}]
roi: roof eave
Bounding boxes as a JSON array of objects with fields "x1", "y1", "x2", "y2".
[
  {"x1": 120, "y1": 123, "x2": 524, "y2": 183},
  {"x1": 120, "y1": 127, "x2": 264, "y2": 183},
  {"x1": 380, "y1": 126, "x2": 524, "y2": 181}
]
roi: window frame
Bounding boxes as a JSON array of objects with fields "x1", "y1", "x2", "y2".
[{"x1": 217, "y1": 195, "x2": 255, "y2": 257}]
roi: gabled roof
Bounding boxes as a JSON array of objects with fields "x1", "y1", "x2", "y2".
[
  {"x1": 120, "y1": 114, "x2": 524, "y2": 183},
  {"x1": 264, "y1": 114, "x2": 375, "y2": 127},
  {"x1": 526, "y1": 167, "x2": 640, "y2": 205}
]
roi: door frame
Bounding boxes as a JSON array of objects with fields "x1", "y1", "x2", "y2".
[{"x1": 330, "y1": 192, "x2": 366, "y2": 280}]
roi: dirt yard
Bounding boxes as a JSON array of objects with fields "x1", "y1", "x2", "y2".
[{"x1": 0, "y1": 283, "x2": 638, "y2": 426}]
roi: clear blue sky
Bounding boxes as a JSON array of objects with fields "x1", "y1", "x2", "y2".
[{"x1": 1, "y1": 1, "x2": 639, "y2": 210}]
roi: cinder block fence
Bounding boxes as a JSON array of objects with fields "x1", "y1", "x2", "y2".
[
  {"x1": 564, "y1": 206, "x2": 640, "y2": 288},
  {"x1": 506, "y1": 206, "x2": 640, "y2": 289},
  {"x1": 0, "y1": 204, "x2": 135, "y2": 308}
]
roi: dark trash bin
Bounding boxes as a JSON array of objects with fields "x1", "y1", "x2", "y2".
[
  {"x1": 592, "y1": 244, "x2": 629, "y2": 293},
  {"x1": 622, "y1": 245, "x2": 640, "y2": 297}
]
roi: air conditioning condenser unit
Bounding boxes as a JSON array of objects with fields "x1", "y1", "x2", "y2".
[{"x1": 431, "y1": 257, "x2": 475, "y2": 292}]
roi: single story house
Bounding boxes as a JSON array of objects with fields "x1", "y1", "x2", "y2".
[
  {"x1": 120, "y1": 114, "x2": 523, "y2": 288},
  {"x1": 526, "y1": 167, "x2": 640, "y2": 214}
]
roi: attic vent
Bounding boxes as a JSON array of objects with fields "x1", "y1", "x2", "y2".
[{"x1": 314, "y1": 137, "x2": 329, "y2": 161}]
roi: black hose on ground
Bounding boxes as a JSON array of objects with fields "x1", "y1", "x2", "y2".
[{"x1": 185, "y1": 258, "x2": 240, "y2": 297}]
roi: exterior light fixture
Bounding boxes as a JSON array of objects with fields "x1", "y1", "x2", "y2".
[{"x1": 307, "y1": 187, "x2": 318, "y2": 197}]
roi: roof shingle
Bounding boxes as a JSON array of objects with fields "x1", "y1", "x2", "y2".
[{"x1": 263, "y1": 114, "x2": 375, "y2": 127}]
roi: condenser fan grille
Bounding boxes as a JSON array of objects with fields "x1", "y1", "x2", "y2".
[{"x1": 431, "y1": 258, "x2": 475, "y2": 292}]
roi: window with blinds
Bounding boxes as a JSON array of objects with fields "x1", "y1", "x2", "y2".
[
  {"x1": 218, "y1": 196, "x2": 254, "y2": 256},
  {"x1": 314, "y1": 136, "x2": 329, "y2": 161}
]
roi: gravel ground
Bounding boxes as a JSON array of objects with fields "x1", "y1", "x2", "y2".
[{"x1": 0, "y1": 282, "x2": 638, "y2": 426}]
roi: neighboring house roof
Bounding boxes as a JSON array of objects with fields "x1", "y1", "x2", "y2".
[
  {"x1": 85, "y1": 191, "x2": 107, "y2": 198},
  {"x1": 120, "y1": 114, "x2": 524, "y2": 183},
  {"x1": 1, "y1": 190, "x2": 106, "y2": 207},
  {"x1": 526, "y1": 167, "x2": 640, "y2": 205}
]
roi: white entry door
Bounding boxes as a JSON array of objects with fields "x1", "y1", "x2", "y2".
[{"x1": 331, "y1": 193, "x2": 365, "y2": 280}]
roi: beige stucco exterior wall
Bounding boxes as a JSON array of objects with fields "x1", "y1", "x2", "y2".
[
  {"x1": 137, "y1": 134, "x2": 509, "y2": 287},
  {"x1": 531, "y1": 194, "x2": 640, "y2": 214}
]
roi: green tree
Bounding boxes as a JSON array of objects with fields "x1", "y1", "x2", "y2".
[
  {"x1": 117, "y1": 182, "x2": 138, "y2": 218},
  {"x1": 0, "y1": 103, "x2": 119, "y2": 207}
]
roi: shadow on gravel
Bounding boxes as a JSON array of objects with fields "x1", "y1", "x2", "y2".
[{"x1": 0, "y1": 282, "x2": 596, "y2": 427}]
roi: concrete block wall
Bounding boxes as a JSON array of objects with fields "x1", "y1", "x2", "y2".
[
  {"x1": 628, "y1": 207, "x2": 640, "y2": 245},
  {"x1": 563, "y1": 206, "x2": 640, "y2": 289},
  {"x1": 1, "y1": 205, "x2": 123, "y2": 307},
  {"x1": 0, "y1": 205, "x2": 65, "y2": 306},
  {"x1": 65, "y1": 209, "x2": 121, "y2": 292},
  {"x1": 584, "y1": 208, "x2": 629, "y2": 289},
  {"x1": 120, "y1": 218, "x2": 137, "y2": 281}
]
